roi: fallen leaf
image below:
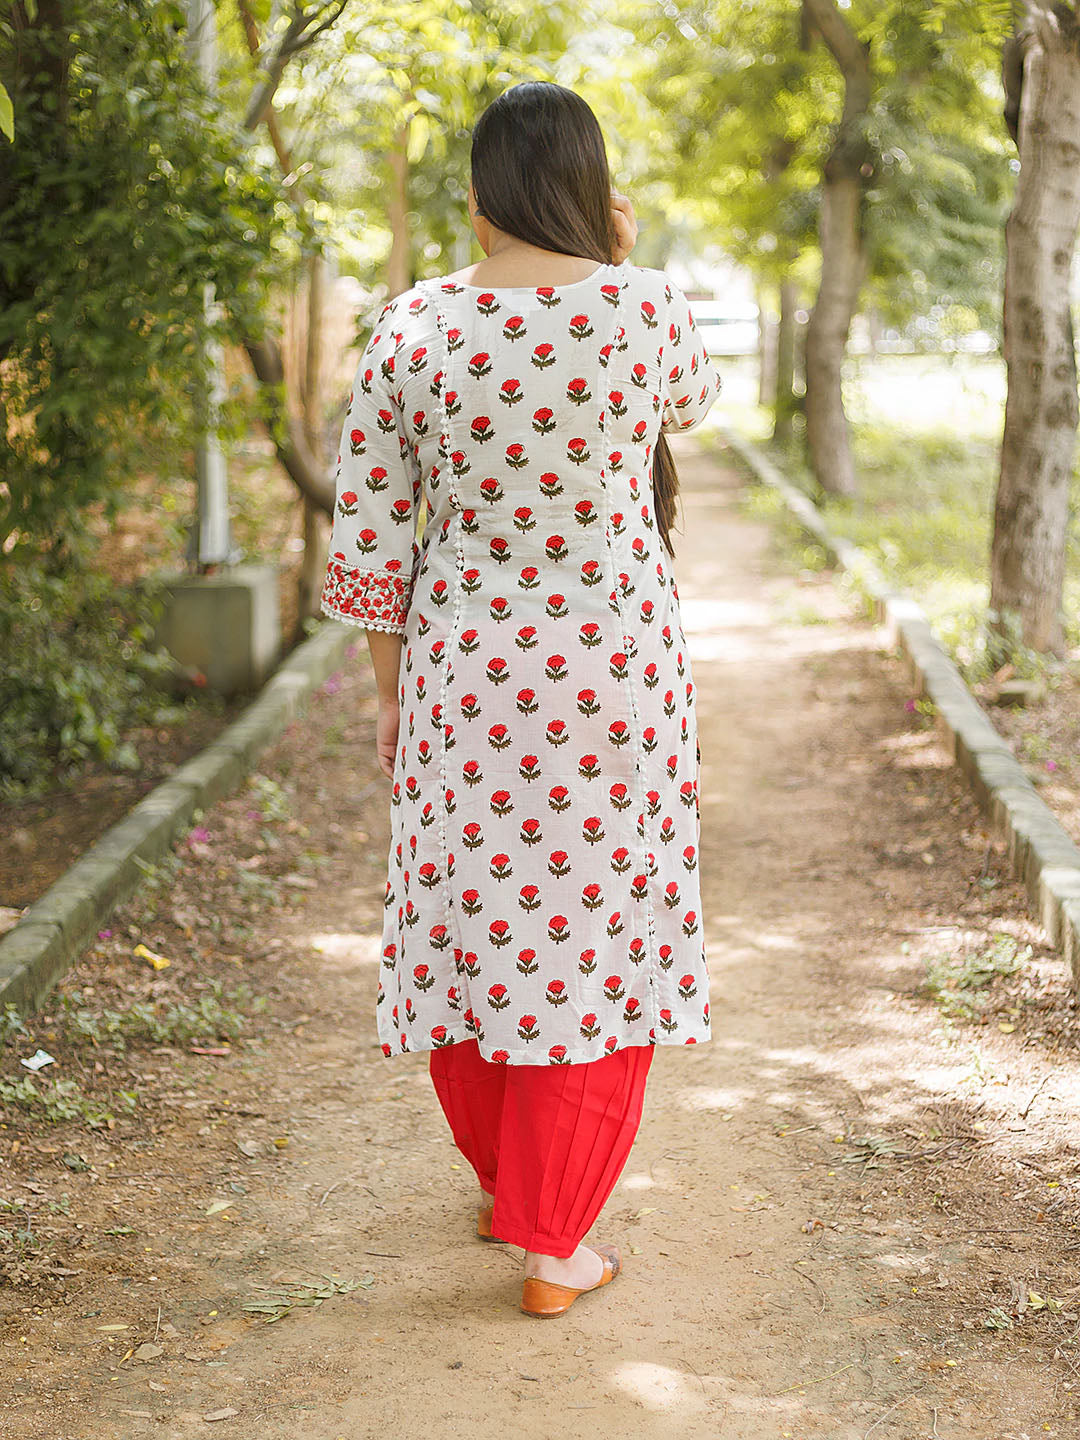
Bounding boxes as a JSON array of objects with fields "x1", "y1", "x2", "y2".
[
  {"x1": 97, "y1": 1324, "x2": 129, "y2": 1333},
  {"x1": 203, "y1": 1408, "x2": 240, "y2": 1422},
  {"x1": 205, "y1": 1200, "x2": 232, "y2": 1216},
  {"x1": 133, "y1": 943, "x2": 171, "y2": 971},
  {"x1": 20, "y1": 1048, "x2": 56, "y2": 1072},
  {"x1": 134, "y1": 1342, "x2": 164, "y2": 1361}
]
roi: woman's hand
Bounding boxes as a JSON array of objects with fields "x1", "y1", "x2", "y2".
[
  {"x1": 611, "y1": 189, "x2": 638, "y2": 264},
  {"x1": 375, "y1": 696, "x2": 400, "y2": 779}
]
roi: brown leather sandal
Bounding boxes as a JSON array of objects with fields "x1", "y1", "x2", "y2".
[
  {"x1": 477, "y1": 1203, "x2": 508, "y2": 1242},
  {"x1": 520, "y1": 1243, "x2": 621, "y2": 1318}
]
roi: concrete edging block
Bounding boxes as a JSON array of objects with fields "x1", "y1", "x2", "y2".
[
  {"x1": 0, "y1": 620, "x2": 357, "y2": 1014},
  {"x1": 723, "y1": 428, "x2": 1080, "y2": 980}
]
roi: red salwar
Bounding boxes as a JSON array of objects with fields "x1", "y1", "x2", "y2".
[{"x1": 428, "y1": 1038, "x2": 654, "y2": 1259}]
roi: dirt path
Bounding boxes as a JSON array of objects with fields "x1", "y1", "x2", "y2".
[{"x1": 4, "y1": 435, "x2": 1080, "y2": 1440}]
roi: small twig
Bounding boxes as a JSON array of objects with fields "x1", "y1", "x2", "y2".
[
  {"x1": 153, "y1": 1305, "x2": 161, "y2": 1342},
  {"x1": 790, "y1": 1259, "x2": 828, "y2": 1315},
  {"x1": 1020, "y1": 1074, "x2": 1051, "y2": 1120},
  {"x1": 774, "y1": 1359, "x2": 855, "y2": 1395},
  {"x1": 317, "y1": 1181, "x2": 341, "y2": 1207},
  {"x1": 364, "y1": 1250, "x2": 402, "y2": 1258},
  {"x1": 862, "y1": 1386, "x2": 926, "y2": 1438},
  {"x1": 682, "y1": 1356, "x2": 708, "y2": 1401}
]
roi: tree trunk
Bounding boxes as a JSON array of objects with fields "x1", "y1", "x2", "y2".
[
  {"x1": 757, "y1": 290, "x2": 777, "y2": 407},
  {"x1": 801, "y1": 0, "x2": 872, "y2": 497},
  {"x1": 243, "y1": 335, "x2": 335, "y2": 513},
  {"x1": 387, "y1": 120, "x2": 412, "y2": 299},
  {"x1": 773, "y1": 277, "x2": 799, "y2": 444},
  {"x1": 297, "y1": 252, "x2": 330, "y2": 632},
  {"x1": 989, "y1": 8, "x2": 1080, "y2": 656},
  {"x1": 236, "y1": 0, "x2": 340, "y2": 519}
]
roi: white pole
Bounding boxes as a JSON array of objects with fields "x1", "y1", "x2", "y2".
[{"x1": 186, "y1": 0, "x2": 233, "y2": 568}]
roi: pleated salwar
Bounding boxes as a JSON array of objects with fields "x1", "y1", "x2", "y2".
[{"x1": 429, "y1": 1036, "x2": 653, "y2": 1256}]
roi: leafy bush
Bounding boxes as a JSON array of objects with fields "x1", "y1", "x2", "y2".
[{"x1": 0, "y1": 560, "x2": 180, "y2": 798}]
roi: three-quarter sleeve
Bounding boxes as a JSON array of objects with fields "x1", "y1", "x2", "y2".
[
  {"x1": 320, "y1": 299, "x2": 422, "y2": 635},
  {"x1": 659, "y1": 282, "x2": 723, "y2": 433}
]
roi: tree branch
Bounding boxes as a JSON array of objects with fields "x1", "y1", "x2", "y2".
[
  {"x1": 244, "y1": 337, "x2": 336, "y2": 513},
  {"x1": 801, "y1": 0, "x2": 871, "y2": 122},
  {"x1": 235, "y1": 0, "x2": 341, "y2": 516},
  {"x1": 242, "y1": 0, "x2": 349, "y2": 132}
]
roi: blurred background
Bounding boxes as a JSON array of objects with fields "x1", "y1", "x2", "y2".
[{"x1": 1, "y1": 0, "x2": 1077, "y2": 914}]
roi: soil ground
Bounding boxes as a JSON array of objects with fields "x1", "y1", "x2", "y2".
[{"x1": 3, "y1": 434, "x2": 1080, "y2": 1439}]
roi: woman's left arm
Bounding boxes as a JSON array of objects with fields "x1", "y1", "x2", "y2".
[
  {"x1": 321, "y1": 298, "x2": 422, "y2": 778},
  {"x1": 321, "y1": 297, "x2": 422, "y2": 637}
]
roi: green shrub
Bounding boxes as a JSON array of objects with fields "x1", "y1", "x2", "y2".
[{"x1": 0, "y1": 560, "x2": 180, "y2": 798}]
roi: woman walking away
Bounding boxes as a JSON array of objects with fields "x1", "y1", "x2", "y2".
[{"x1": 321, "y1": 80, "x2": 722, "y2": 1317}]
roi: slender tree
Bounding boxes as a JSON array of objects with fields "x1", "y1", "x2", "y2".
[
  {"x1": 990, "y1": 1, "x2": 1080, "y2": 655},
  {"x1": 800, "y1": 0, "x2": 872, "y2": 497}
]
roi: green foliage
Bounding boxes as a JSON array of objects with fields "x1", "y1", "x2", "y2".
[
  {"x1": 55, "y1": 979, "x2": 262, "y2": 1051},
  {"x1": 0, "y1": 1, "x2": 298, "y2": 552},
  {"x1": 0, "y1": 1074, "x2": 131, "y2": 1127},
  {"x1": 0, "y1": 559, "x2": 182, "y2": 799},
  {"x1": 630, "y1": 1, "x2": 1010, "y2": 336},
  {"x1": 235, "y1": 0, "x2": 591, "y2": 287},
  {"x1": 922, "y1": 934, "x2": 1032, "y2": 1021}
]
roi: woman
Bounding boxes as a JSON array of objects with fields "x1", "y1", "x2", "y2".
[{"x1": 321, "y1": 80, "x2": 722, "y2": 1317}]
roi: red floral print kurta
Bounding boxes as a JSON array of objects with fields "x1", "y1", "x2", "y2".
[{"x1": 322, "y1": 260, "x2": 722, "y2": 1063}]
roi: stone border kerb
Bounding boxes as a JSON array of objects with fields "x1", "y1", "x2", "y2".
[
  {"x1": 722, "y1": 428, "x2": 1080, "y2": 982},
  {"x1": 0, "y1": 620, "x2": 358, "y2": 1013}
]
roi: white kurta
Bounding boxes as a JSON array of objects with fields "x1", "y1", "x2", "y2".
[{"x1": 322, "y1": 260, "x2": 722, "y2": 1064}]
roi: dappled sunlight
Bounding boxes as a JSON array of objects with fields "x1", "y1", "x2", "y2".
[
  {"x1": 880, "y1": 729, "x2": 956, "y2": 769},
  {"x1": 308, "y1": 930, "x2": 381, "y2": 967},
  {"x1": 620, "y1": 1170, "x2": 656, "y2": 1190},
  {"x1": 610, "y1": 1360, "x2": 711, "y2": 1413},
  {"x1": 680, "y1": 595, "x2": 773, "y2": 633},
  {"x1": 676, "y1": 1084, "x2": 755, "y2": 1113}
]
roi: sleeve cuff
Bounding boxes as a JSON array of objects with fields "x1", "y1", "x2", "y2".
[{"x1": 320, "y1": 556, "x2": 411, "y2": 634}]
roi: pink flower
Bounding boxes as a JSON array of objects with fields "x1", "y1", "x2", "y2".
[
  {"x1": 189, "y1": 826, "x2": 211, "y2": 844},
  {"x1": 904, "y1": 698, "x2": 917, "y2": 712},
  {"x1": 1046, "y1": 759, "x2": 1059, "y2": 772}
]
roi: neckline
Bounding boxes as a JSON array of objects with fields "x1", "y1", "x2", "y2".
[{"x1": 439, "y1": 260, "x2": 623, "y2": 293}]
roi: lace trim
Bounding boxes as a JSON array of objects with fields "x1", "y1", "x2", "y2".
[{"x1": 321, "y1": 557, "x2": 410, "y2": 634}]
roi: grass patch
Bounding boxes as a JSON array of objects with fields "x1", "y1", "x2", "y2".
[
  {"x1": 921, "y1": 933, "x2": 1032, "y2": 1022},
  {"x1": 54, "y1": 978, "x2": 263, "y2": 1052},
  {"x1": 727, "y1": 356, "x2": 1080, "y2": 683},
  {"x1": 0, "y1": 1073, "x2": 135, "y2": 1127}
]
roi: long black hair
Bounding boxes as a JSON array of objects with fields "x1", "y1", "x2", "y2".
[{"x1": 470, "y1": 82, "x2": 682, "y2": 557}]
